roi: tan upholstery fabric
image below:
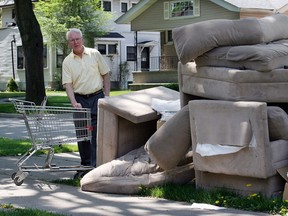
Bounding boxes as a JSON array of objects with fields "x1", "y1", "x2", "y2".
[
  {"x1": 195, "y1": 171, "x2": 286, "y2": 197},
  {"x1": 267, "y1": 106, "x2": 288, "y2": 141},
  {"x1": 172, "y1": 17, "x2": 262, "y2": 64},
  {"x1": 259, "y1": 13, "x2": 288, "y2": 42},
  {"x1": 179, "y1": 62, "x2": 288, "y2": 103},
  {"x1": 189, "y1": 100, "x2": 275, "y2": 178},
  {"x1": 81, "y1": 146, "x2": 194, "y2": 194},
  {"x1": 97, "y1": 86, "x2": 180, "y2": 166},
  {"x1": 98, "y1": 86, "x2": 179, "y2": 124},
  {"x1": 195, "y1": 40, "x2": 288, "y2": 72},
  {"x1": 173, "y1": 14, "x2": 288, "y2": 64},
  {"x1": 144, "y1": 105, "x2": 191, "y2": 170},
  {"x1": 270, "y1": 139, "x2": 288, "y2": 169},
  {"x1": 189, "y1": 100, "x2": 288, "y2": 197},
  {"x1": 193, "y1": 104, "x2": 253, "y2": 147}
]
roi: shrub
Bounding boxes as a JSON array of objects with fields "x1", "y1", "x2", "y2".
[
  {"x1": 6, "y1": 78, "x2": 19, "y2": 92},
  {"x1": 163, "y1": 83, "x2": 179, "y2": 91}
]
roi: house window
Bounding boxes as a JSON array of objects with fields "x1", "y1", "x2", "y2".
[
  {"x1": 164, "y1": 0, "x2": 200, "y2": 20},
  {"x1": 97, "y1": 43, "x2": 117, "y2": 55},
  {"x1": 98, "y1": 44, "x2": 106, "y2": 54},
  {"x1": 56, "y1": 48, "x2": 63, "y2": 68},
  {"x1": 108, "y1": 44, "x2": 117, "y2": 54},
  {"x1": 103, "y1": 1, "x2": 112, "y2": 11},
  {"x1": 127, "y1": 46, "x2": 136, "y2": 61},
  {"x1": 17, "y1": 45, "x2": 48, "y2": 69},
  {"x1": 17, "y1": 46, "x2": 24, "y2": 69},
  {"x1": 171, "y1": 1, "x2": 193, "y2": 17},
  {"x1": 121, "y1": 2, "x2": 128, "y2": 12}
]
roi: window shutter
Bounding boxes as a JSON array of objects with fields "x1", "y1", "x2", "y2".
[
  {"x1": 193, "y1": 0, "x2": 200, "y2": 16},
  {"x1": 164, "y1": 2, "x2": 170, "y2": 20}
]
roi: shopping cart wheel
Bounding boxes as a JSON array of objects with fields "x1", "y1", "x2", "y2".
[
  {"x1": 11, "y1": 172, "x2": 16, "y2": 180},
  {"x1": 13, "y1": 176, "x2": 24, "y2": 186}
]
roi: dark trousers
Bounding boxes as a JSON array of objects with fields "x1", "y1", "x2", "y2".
[{"x1": 74, "y1": 91, "x2": 104, "y2": 167}]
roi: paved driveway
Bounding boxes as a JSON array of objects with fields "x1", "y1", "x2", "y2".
[{"x1": 0, "y1": 117, "x2": 29, "y2": 139}]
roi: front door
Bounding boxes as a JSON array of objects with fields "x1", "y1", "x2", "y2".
[{"x1": 141, "y1": 47, "x2": 150, "y2": 71}]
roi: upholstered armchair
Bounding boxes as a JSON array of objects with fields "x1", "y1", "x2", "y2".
[{"x1": 189, "y1": 100, "x2": 288, "y2": 197}]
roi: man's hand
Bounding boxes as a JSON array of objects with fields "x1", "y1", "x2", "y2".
[{"x1": 72, "y1": 102, "x2": 82, "y2": 109}]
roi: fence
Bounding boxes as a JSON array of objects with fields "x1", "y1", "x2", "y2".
[{"x1": 137, "y1": 56, "x2": 179, "y2": 71}]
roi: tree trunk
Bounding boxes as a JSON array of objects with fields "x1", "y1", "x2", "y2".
[{"x1": 14, "y1": 0, "x2": 46, "y2": 105}]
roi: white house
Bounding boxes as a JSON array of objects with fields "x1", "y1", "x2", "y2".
[
  {"x1": 0, "y1": 0, "x2": 161, "y2": 90},
  {"x1": 94, "y1": 0, "x2": 161, "y2": 89}
]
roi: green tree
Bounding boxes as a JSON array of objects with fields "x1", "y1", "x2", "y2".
[
  {"x1": 14, "y1": 0, "x2": 46, "y2": 105},
  {"x1": 35, "y1": 0, "x2": 112, "y2": 56}
]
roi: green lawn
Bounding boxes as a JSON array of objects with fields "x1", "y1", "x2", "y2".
[
  {"x1": 0, "y1": 90, "x2": 132, "y2": 113},
  {"x1": 0, "y1": 92, "x2": 26, "y2": 98},
  {"x1": 139, "y1": 184, "x2": 288, "y2": 215},
  {"x1": 0, "y1": 203, "x2": 66, "y2": 216},
  {"x1": 0, "y1": 137, "x2": 78, "y2": 156}
]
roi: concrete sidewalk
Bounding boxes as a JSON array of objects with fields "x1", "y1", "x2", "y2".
[
  {"x1": 0, "y1": 116, "x2": 273, "y2": 215},
  {"x1": 0, "y1": 153, "x2": 271, "y2": 216}
]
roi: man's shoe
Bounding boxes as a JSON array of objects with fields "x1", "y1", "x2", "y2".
[{"x1": 73, "y1": 170, "x2": 89, "y2": 180}]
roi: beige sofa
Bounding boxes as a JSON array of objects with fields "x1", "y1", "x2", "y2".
[
  {"x1": 189, "y1": 100, "x2": 288, "y2": 197},
  {"x1": 178, "y1": 62, "x2": 288, "y2": 107}
]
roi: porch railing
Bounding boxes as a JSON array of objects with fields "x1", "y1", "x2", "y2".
[{"x1": 137, "y1": 56, "x2": 179, "y2": 71}]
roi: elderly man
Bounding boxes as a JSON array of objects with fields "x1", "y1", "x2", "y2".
[{"x1": 62, "y1": 28, "x2": 110, "y2": 178}]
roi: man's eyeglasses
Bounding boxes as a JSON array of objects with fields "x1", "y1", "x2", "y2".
[{"x1": 69, "y1": 38, "x2": 82, "y2": 43}]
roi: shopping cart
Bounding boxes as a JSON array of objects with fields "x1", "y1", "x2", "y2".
[{"x1": 9, "y1": 98, "x2": 94, "y2": 186}]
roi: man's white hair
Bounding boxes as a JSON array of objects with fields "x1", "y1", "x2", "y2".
[{"x1": 66, "y1": 28, "x2": 83, "y2": 40}]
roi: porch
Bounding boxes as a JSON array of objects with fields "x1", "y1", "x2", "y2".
[{"x1": 129, "y1": 56, "x2": 179, "y2": 91}]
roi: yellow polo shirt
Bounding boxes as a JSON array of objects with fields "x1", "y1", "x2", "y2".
[{"x1": 62, "y1": 46, "x2": 110, "y2": 95}]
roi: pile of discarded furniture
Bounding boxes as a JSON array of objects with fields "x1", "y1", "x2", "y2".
[
  {"x1": 81, "y1": 14, "x2": 288, "y2": 198},
  {"x1": 174, "y1": 13, "x2": 288, "y2": 197}
]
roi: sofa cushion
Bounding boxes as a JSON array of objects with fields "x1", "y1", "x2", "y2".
[
  {"x1": 81, "y1": 146, "x2": 194, "y2": 194},
  {"x1": 195, "y1": 39, "x2": 288, "y2": 72},
  {"x1": 144, "y1": 105, "x2": 191, "y2": 170},
  {"x1": 259, "y1": 13, "x2": 288, "y2": 43},
  {"x1": 178, "y1": 62, "x2": 288, "y2": 103},
  {"x1": 173, "y1": 14, "x2": 288, "y2": 64},
  {"x1": 172, "y1": 17, "x2": 261, "y2": 64},
  {"x1": 267, "y1": 106, "x2": 288, "y2": 141}
]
